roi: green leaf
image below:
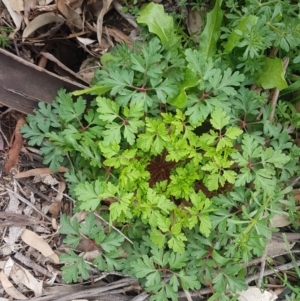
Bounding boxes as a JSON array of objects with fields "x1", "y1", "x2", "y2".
[
  {"x1": 168, "y1": 233, "x2": 187, "y2": 253},
  {"x1": 150, "y1": 229, "x2": 166, "y2": 248},
  {"x1": 100, "y1": 231, "x2": 124, "y2": 253},
  {"x1": 73, "y1": 85, "x2": 113, "y2": 96},
  {"x1": 168, "y1": 69, "x2": 199, "y2": 108},
  {"x1": 59, "y1": 215, "x2": 79, "y2": 236},
  {"x1": 60, "y1": 251, "x2": 91, "y2": 283},
  {"x1": 210, "y1": 107, "x2": 230, "y2": 130},
  {"x1": 177, "y1": 270, "x2": 201, "y2": 290},
  {"x1": 199, "y1": 0, "x2": 223, "y2": 60},
  {"x1": 199, "y1": 214, "x2": 212, "y2": 237},
  {"x1": 224, "y1": 15, "x2": 258, "y2": 52},
  {"x1": 256, "y1": 58, "x2": 288, "y2": 91},
  {"x1": 225, "y1": 127, "x2": 243, "y2": 140},
  {"x1": 97, "y1": 97, "x2": 120, "y2": 122},
  {"x1": 75, "y1": 180, "x2": 103, "y2": 211},
  {"x1": 130, "y1": 256, "x2": 161, "y2": 287},
  {"x1": 137, "y1": 3, "x2": 179, "y2": 47}
]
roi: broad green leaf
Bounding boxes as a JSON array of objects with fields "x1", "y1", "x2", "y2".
[
  {"x1": 256, "y1": 58, "x2": 288, "y2": 91},
  {"x1": 137, "y1": 3, "x2": 179, "y2": 46},
  {"x1": 199, "y1": 0, "x2": 223, "y2": 60}
]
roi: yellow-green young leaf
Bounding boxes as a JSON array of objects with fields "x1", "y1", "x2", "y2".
[
  {"x1": 256, "y1": 58, "x2": 288, "y2": 91},
  {"x1": 223, "y1": 170, "x2": 237, "y2": 184},
  {"x1": 156, "y1": 215, "x2": 171, "y2": 232},
  {"x1": 150, "y1": 229, "x2": 166, "y2": 248},
  {"x1": 210, "y1": 107, "x2": 230, "y2": 130},
  {"x1": 225, "y1": 127, "x2": 243, "y2": 140},
  {"x1": 216, "y1": 137, "x2": 233, "y2": 151},
  {"x1": 168, "y1": 234, "x2": 187, "y2": 253},
  {"x1": 204, "y1": 173, "x2": 219, "y2": 191},
  {"x1": 109, "y1": 192, "x2": 133, "y2": 221},
  {"x1": 199, "y1": 214, "x2": 211, "y2": 237}
]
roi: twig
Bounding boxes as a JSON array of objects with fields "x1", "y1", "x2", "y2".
[
  {"x1": 246, "y1": 260, "x2": 300, "y2": 284},
  {"x1": 0, "y1": 123, "x2": 10, "y2": 147},
  {"x1": 51, "y1": 186, "x2": 133, "y2": 244},
  {"x1": 6, "y1": 188, "x2": 52, "y2": 221},
  {"x1": 183, "y1": 289, "x2": 193, "y2": 301},
  {"x1": 131, "y1": 291, "x2": 149, "y2": 301},
  {"x1": 257, "y1": 244, "x2": 268, "y2": 287}
]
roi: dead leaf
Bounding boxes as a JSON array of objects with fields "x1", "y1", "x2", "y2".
[
  {"x1": 49, "y1": 201, "x2": 61, "y2": 218},
  {"x1": 0, "y1": 212, "x2": 46, "y2": 227},
  {"x1": 11, "y1": 265, "x2": 43, "y2": 297},
  {"x1": 8, "y1": 0, "x2": 24, "y2": 13},
  {"x1": 38, "y1": 174, "x2": 59, "y2": 185},
  {"x1": 21, "y1": 229, "x2": 59, "y2": 263},
  {"x1": 0, "y1": 271, "x2": 27, "y2": 299},
  {"x1": 106, "y1": 27, "x2": 133, "y2": 47},
  {"x1": 0, "y1": 133, "x2": 4, "y2": 150},
  {"x1": 270, "y1": 213, "x2": 291, "y2": 228},
  {"x1": 56, "y1": 0, "x2": 83, "y2": 30},
  {"x1": 1, "y1": 0, "x2": 23, "y2": 31},
  {"x1": 76, "y1": 36, "x2": 96, "y2": 45},
  {"x1": 22, "y1": 12, "x2": 65, "y2": 41},
  {"x1": 15, "y1": 166, "x2": 68, "y2": 178},
  {"x1": 187, "y1": 9, "x2": 204, "y2": 43},
  {"x1": 266, "y1": 239, "x2": 295, "y2": 258},
  {"x1": 238, "y1": 287, "x2": 277, "y2": 301},
  {"x1": 4, "y1": 115, "x2": 26, "y2": 174},
  {"x1": 97, "y1": 0, "x2": 113, "y2": 46}
]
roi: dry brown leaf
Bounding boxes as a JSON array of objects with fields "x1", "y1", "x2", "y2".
[
  {"x1": 270, "y1": 213, "x2": 291, "y2": 228},
  {"x1": 237, "y1": 287, "x2": 277, "y2": 301},
  {"x1": 56, "y1": 0, "x2": 83, "y2": 29},
  {"x1": 1, "y1": 0, "x2": 23, "y2": 31},
  {"x1": 187, "y1": 9, "x2": 204, "y2": 42},
  {"x1": 21, "y1": 229, "x2": 59, "y2": 263},
  {"x1": 0, "y1": 271, "x2": 27, "y2": 299},
  {"x1": 9, "y1": 262, "x2": 43, "y2": 297},
  {"x1": 22, "y1": 12, "x2": 65, "y2": 41},
  {"x1": 4, "y1": 115, "x2": 26, "y2": 174},
  {"x1": 97, "y1": 0, "x2": 113, "y2": 46},
  {"x1": 39, "y1": 174, "x2": 59, "y2": 185},
  {"x1": 106, "y1": 27, "x2": 133, "y2": 47},
  {"x1": 266, "y1": 239, "x2": 295, "y2": 258},
  {"x1": 8, "y1": 0, "x2": 24, "y2": 13},
  {"x1": 15, "y1": 166, "x2": 68, "y2": 178},
  {"x1": 49, "y1": 201, "x2": 62, "y2": 218}
]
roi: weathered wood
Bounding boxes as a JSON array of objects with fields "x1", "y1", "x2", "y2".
[{"x1": 0, "y1": 48, "x2": 88, "y2": 114}]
